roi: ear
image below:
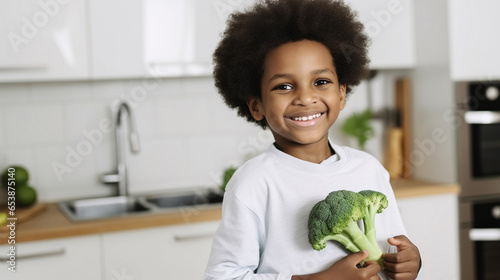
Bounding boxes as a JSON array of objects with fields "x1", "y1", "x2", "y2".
[
  {"x1": 246, "y1": 97, "x2": 265, "y2": 121},
  {"x1": 339, "y1": 84, "x2": 347, "y2": 110}
]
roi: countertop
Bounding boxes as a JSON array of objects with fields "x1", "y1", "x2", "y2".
[{"x1": 0, "y1": 178, "x2": 459, "y2": 244}]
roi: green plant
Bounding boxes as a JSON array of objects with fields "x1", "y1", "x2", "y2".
[
  {"x1": 220, "y1": 167, "x2": 237, "y2": 192},
  {"x1": 341, "y1": 109, "x2": 374, "y2": 150},
  {"x1": 308, "y1": 190, "x2": 388, "y2": 267}
]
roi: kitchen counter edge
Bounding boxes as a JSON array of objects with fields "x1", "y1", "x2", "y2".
[{"x1": 0, "y1": 178, "x2": 459, "y2": 244}]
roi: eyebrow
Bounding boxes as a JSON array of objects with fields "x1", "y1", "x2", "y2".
[{"x1": 267, "y1": 68, "x2": 335, "y2": 82}]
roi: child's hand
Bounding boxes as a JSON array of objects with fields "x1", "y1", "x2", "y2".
[
  {"x1": 324, "y1": 250, "x2": 381, "y2": 280},
  {"x1": 293, "y1": 250, "x2": 381, "y2": 280},
  {"x1": 383, "y1": 235, "x2": 421, "y2": 280}
]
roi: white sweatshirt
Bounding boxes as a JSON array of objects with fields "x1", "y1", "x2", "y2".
[{"x1": 203, "y1": 143, "x2": 406, "y2": 280}]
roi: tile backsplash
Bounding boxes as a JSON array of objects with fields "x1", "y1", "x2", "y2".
[
  {"x1": 0, "y1": 74, "x2": 390, "y2": 203},
  {"x1": 0, "y1": 77, "x2": 271, "y2": 202}
]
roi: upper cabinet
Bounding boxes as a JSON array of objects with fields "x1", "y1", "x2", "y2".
[
  {"x1": 0, "y1": 0, "x2": 414, "y2": 83},
  {"x1": 89, "y1": 0, "x2": 250, "y2": 79},
  {"x1": 88, "y1": 0, "x2": 147, "y2": 79},
  {"x1": 345, "y1": 0, "x2": 416, "y2": 69},
  {"x1": 448, "y1": 0, "x2": 500, "y2": 81},
  {"x1": 0, "y1": 0, "x2": 89, "y2": 83}
]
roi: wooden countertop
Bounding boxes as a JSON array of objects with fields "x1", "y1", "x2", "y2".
[{"x1": 0, "y1": 179, "x2": 459, "y2": 244}]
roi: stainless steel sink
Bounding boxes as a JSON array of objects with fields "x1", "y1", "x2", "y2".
[
  {"x1": 58, "y1": 190, "x2": 223, "y2": 222},
  {"x1": 58, "y1": 196, "x2": 151, "y2": 221},
  {"x1": 145, "y1": 192, "x2": 211, "y2": 208}
]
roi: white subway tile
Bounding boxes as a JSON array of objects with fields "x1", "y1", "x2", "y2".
[
  {"x1": 0, "y1": 108, "x2": 5, "y2": 148},
  {"x1": 127, "y1": 138, "x2": 189, "y2": 193},
  {"x1": 4, "y1": 104, "x2": 65, "y2": 146},
  {"x1": 0, "y1": 84, "x2": 30, "y2": 103},
  {"x1": 148, "y1": 77, "x2": 183, "y2": 97},
  {"x1": 64, "y1": 102, "x2": 111, "y2": 143},
  {"x1": 91, "y1": 134, "x2": 116, "y2": 178},
  {"x1": 35, "y1": 145, "x2": 101, "y2": 196},
  {"x1": 185, "y1": 135, "x2": 246, "y2": 187},
  {"x1": 156, "y1": 97, "x2": 212, "y2": 135},
  {"x1": 29, "y1": 81, "x2": 92, "y2": 101},
  {"x1": 209, "y1": 97, "x2": 260, "y2": 133},
  {"x1": 132, "y1": 100, "x2": 157, "y2": 139},
  {"x1": 90, "y1": 80, "x2": 124, "y2": 105},
  {"x1": 180, "y1": 76, "x2": 217, "y2": 96}
]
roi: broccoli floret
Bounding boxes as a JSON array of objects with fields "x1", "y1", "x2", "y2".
[
  {"x1": 308, "y1": 190, "x2": 386, "y2": 267},
  {"x1": 359, "y1": 190, "x2": 389, "y2": 250}
]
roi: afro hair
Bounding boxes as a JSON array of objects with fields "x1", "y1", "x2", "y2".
[{"x1": 213, "y1": 0, "x2": 370, "y2": 128}]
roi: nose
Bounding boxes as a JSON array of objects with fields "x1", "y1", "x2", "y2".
[{"x1": 292, "y1": 86, "x2": 317, "y2": 106}]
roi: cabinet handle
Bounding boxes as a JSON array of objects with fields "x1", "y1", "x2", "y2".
[
  {"x1": 174, "y1": 232, "x2": 215, "y2": 242},
  {"x1": 0, "y1": 247, "x2": 65, "y2": 261},
  {"x1": 469, "y1": 228, "x2": 500, "y2": 241},
  {"x1": 465, "y1": 111, "x2": 500, "y2": 124}
]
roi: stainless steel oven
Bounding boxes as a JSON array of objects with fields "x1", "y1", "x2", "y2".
[{"x1": 456, "y1": 81, "x2": 500, "y2": 280}]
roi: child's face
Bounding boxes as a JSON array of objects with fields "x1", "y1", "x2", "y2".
[{"x1": 248, "y1": 39, "x2": 346, "y2": 154}]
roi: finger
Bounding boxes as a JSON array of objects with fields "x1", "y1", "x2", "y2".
[
  {"x1": 383, "y1": 258, "x2": 413, "y2": 273},
  {"x1": 347, "y1": 249, "x2": 369, "y2": 266},
  {"x1": 383, "y1": 248, "x2": 413, "y2": 264},
  {"x1": 359, "y1": 260, "x2": 381, "y2": 278},
  {"x1": 384, "y1": 271, "x2": 417, "y2": 280},
  {"x1": 387, "y1": 235, "x2": 412, "y2": 251}
]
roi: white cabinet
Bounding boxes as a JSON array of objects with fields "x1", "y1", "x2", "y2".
[
  {"x1": 0, "y1": 0, "x2": 89, "y2": 82},
  {"x1": 448, "y1": 0, "x2": 500, "y2": 81},
  {"x1": 345, "y1": 0, "x2": 415, "y2": 69},
  {"x1": 396, "y1": 193, "x2": 460, "y2": 280},
  {"x1": 89, "y1": 0, "x2": 247, "y2": 79},
  {"x1": 101, "y1": 220, "x2": 219, "y2": 280},
  {"x1": 143, "y1": 0, "x2": 250, "y2": 77},
  {"x1": 88, "y1": 0, "x2": 147, "y2": 79},
  {"x1": 0, "y1": 235, "x2": 102, "y2": 280}
]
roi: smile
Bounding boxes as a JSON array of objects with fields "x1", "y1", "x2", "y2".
[{"x1": 291, "y1": 113, "x2": 323, "y2": 121}]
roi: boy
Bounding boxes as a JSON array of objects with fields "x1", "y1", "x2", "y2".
[{"x1": 204, "y1": 0, "x2": 421, "y2": 279}]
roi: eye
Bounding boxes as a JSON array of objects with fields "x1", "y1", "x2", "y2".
[
  {"x1": 314, "y1": 79, "x2": 331, "y2": 86},
  {"x1": 272, "y1": 83, "x2": 293, "y2": 91}
]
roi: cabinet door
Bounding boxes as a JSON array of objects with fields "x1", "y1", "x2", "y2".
[
  {"x1": 101, "y1": 221, "x2": 219, "y2": 280},
  {"x1": 0, "y1": 0, "x2": 89, "y2": 82},
  {"x1": 0, "y1": 235, "x2": 102, "y2": 280},
  {"x1": 344, "y1": 0, "x2": 415, "y2": 69},
  {"x1": 88, "y1": 0, "x2": 147, "y2": 79},
  {"x1": 448, "y1": 0, "x2": 500, "y2": 81},
  {"x1": 397, "y1": 194, "x2": 460, "y2": 280}
]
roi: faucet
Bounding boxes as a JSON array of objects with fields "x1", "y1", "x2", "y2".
[{"x1": 101, "y1": 102, "x2": 140, "y2": 196}]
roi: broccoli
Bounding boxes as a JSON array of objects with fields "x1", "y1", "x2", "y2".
[
  {"x1": 308, "y1": 190, "x2": 388, "y2": 267},
  {"x1": 359, "y1": 190, "x2": 389, "y2": 249}
]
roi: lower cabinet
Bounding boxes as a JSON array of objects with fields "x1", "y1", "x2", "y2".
[
  {"x1": 396, "y1": 193, "x2": 460, "y2": 280},
  {"x1": 0, "y1": 235, "x2": 102, "y2": 279},
  {"x1": 101, "y1": 220, "x2": 219, "y2": 280}
]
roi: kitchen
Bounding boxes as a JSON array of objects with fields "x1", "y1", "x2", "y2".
[{"x1": 0, "y1": 0, "x2": 499, "y2": 279}]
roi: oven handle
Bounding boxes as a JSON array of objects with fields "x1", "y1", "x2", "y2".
[
  {"x1": 469, "y1": 228, "x2": 500, "y2": 241},
  {"x1": 465, "y1": 111, "x2": 500, "y2": 124}
]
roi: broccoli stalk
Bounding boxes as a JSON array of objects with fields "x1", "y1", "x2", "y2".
[{"x1": 308, "y1": 190, "x2": 387, "y2": 267}]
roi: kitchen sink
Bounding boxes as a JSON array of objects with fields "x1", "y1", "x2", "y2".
[
  {"x1": 58, "y1": 196, "x2": 151, "y2": 221},
  {"x1": 144, "y1": 190, "x2": 222, "y2": 208},
  {"x1": 58, "y1": 189, "x2": 223, "y2": 222}
]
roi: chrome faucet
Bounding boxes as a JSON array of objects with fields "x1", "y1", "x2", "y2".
[{"x1": 101, "y1": 102, "x2": 140, "y2": 196}]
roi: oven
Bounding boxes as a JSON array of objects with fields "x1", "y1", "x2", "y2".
[{"x1": 456, "y1": 81, "x2": 500, "y2": 280}]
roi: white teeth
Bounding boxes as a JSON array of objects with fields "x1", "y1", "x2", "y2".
[{"x1": 293, "y1": 113, "x2": 322, "y2": 121}]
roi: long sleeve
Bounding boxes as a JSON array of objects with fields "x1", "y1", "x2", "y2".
[{"x1": 203, "y1": 185, "x2": 293, "y2": 280}]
